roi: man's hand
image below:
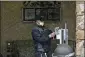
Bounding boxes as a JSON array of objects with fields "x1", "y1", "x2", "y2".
[{"x1": 49, "y1": 32, "x2": 56, "y2": 38}]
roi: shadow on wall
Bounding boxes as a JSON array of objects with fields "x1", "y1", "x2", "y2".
[
  {"x1": 6, "y1": 40, "x2": 34, "y2": 57},
  {"x1": 0, "y1": 53, "x2": 3, "y2": 57}
]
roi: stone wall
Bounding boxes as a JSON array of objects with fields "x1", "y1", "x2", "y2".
[{"x1": 76, "y1": 1, "x2": 85, "y2": 57}]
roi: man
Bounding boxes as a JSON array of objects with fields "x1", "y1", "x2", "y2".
[{"x1": 32, "y1": 20, "x2": 55, "y2": 57}]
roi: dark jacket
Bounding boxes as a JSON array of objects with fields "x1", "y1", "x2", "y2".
[{"x1": 32, "y1": 26, "x2": 52, "y2": 52}]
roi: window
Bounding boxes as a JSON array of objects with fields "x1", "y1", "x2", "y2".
[{"x1": 23, "y1": 1, "x2": 61, "y2": 21}]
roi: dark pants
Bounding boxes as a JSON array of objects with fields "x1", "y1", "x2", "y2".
[
  {"x1": 35, "y1": 51, "x2": 52, "y2": 57},
  {"x1": 34, "y1": 44, "x2": 52, "y2": 57}
]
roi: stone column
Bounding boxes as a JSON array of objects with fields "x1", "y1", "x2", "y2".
[{"x1": 76, "y1": 1, "x2": 84, "y2": 57}]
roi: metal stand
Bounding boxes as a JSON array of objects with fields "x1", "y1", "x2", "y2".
[
  {"x1": 55, "y1": 23, "x2": 68, "y2": 45},
  {"x1": 52, "y1": 23, "x2": 74, "y2": 57}
]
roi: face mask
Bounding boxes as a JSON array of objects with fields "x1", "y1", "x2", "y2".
[
  {"x1": 39, "y1": 22, "x2": 44, "y2": 26},
  {"x1": 36, "y1": 20, "x2": 44, "y2": 26}
]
